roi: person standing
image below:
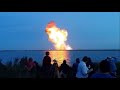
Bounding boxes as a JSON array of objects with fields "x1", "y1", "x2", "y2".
[
  {"x1": 76, "y1": 56, "x2": 89, "y2": 78},
  {"x1": 42, "y1": 51, "x2": 52, "y2": 78},
  {"x1": 91, "y1": 60, "x2": 116, "y2": 78},
  {"x1": 72, "y1": 58, "x2": 80, "y2": 78}
]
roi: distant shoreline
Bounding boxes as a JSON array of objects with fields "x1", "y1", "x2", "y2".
[{"x1": 0, "y1": 49, "x2": 120, "y2": 51}]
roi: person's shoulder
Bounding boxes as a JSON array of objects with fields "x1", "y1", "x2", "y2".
[
  {"x1": 44, "y1": 56, "x2": 47, "y2": 58},
  {"x1": 82, "y1": 61, "x2": 86, "y2": 66},
  {"x1": 78, "y1": 61, "x2": 83, "y2": 65},
  {"x1": 48, "y1": 56, "x2": 51, "y2": 58},
  {"x1": 45, "y1": 55, "x2": 50, "y2": 58}
]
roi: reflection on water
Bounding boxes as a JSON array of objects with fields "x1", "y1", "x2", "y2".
[{"x1": 49, "y1": 50, "x2": 70, "y2": 66}]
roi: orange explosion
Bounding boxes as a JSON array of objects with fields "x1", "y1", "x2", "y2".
[{"x1": 45, "y1": 21, "x2": 72, "y2": 50}]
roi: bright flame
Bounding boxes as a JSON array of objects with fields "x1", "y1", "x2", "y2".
[{"x1": 45, "y1": 21, "x2": 72, "y2": 50}]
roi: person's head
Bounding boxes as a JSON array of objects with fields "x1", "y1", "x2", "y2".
[
  {"x1": 34, "y1": 61, "x2": 38, "y2": 65},
  {"x1": 53, "y1": 60, "x2": 58, "y2": 67},
  {"x1": 87, "y1": 57, "x2": 91, "y2": 63},
  {"x1": 24, "y1": 57, "x2": 27, "y2": 60},
  {"x1": 76, "y1": 58, "x2": 80, "y2": 63},
  {"x1": 82, "y1": 56, "x2": 88, "y2": 63},
  {"x1": 29, "y1": 57, "x2": 33, "y2": 62},
  {"x1": 20, "y1": 58, "x2": 24, "y2": 64},
  {"x1": 46, "y1": 51, "x2": 49, "y2": 56},
  {"x1": 53, "y1": 59, "x2": 57, "y2": 64},
  {"x1": 107, "y1": 57, "x2": 112, "y2": 60},
  {"x1": 99, "y1": 60, "x2": 110, "y2": 73},
  {"x1": 63, "y1": 60, "x2": 66, "y2": 64}
]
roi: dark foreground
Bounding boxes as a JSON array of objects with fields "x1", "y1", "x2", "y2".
[{"x1": 0, "y1": 57, "x2": 120, "y2": 78}]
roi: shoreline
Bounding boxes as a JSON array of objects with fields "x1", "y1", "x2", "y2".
[{"x1": 0, "y1": 49, "x2": 120, "y2": 51}]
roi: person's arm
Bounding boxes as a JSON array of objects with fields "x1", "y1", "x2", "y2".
[{"x1": 87, "y1": 68, "x2": 93, "y2": 74}]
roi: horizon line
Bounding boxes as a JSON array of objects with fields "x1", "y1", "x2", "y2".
[{"x1": 0, "y1": 49, "x2": 120, "y2": 51}]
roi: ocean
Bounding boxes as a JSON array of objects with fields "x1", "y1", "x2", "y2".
[{"x1": 0, "y1": 50, "x2": 120, "y2": 66}]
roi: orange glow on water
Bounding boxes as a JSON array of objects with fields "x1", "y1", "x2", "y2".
[{"x1": 49, "y1": 51, "x2": 70, "y2": 66}]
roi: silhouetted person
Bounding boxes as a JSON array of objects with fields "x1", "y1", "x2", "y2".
[
  {"x1": 13, "y1": 58, "x2": 19, "y2": 77},
  {"x1": 72, "y1": 58, "x2": 80, "y2": 78},
  {"x1": 34, "y1": 61, "x2": 41, "y2": 78},
  {"x1": 107, "y1": 57, "x2": 117, "y2": 77},
  {"x1": 59, "y1": 60, "x2": 70, "y2": 78},
  {"x1": 49, "y1": 59, "x2": 60, "y2": 78},
  {"x1": 86, "y1": 57, "x2": 95, "y2": 78},
  {"x1": 26, "y1": 58, "x2": 35, "y2": 71},
  {"x1": 86, "y1": 57, "x2": 92, "y2": 68},
  {"x1": 76, "y1": 56, "x2": 89, "y2": 78},
  {"x1": 42, "y1": 52, "x2": 51, "y2": 68},
  {"x1": 42, "y1": 51, "x2": 52, "y2": 78},
  {"x1": 13, "y1": 58, "x2": 19, "y2": 66},
  {"x1": 19, "y1": 57, "x2": 27, "y2": 69},
  {"x1": 19, "y1": 57, "x2": 28, "y2": 78},
  {"x1": 91, "y1": 60, "x2": 115, "y2": 78}
]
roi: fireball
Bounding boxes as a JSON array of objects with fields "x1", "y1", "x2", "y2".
[{"x1": 45, "y1": 21, "x2": 72, "y2": 50}]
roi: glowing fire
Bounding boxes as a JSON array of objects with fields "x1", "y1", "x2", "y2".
[{"x1": 45, "y1": 21, "x2": 72, "y2": 50}]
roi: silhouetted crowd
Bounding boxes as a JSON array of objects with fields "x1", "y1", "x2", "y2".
[{"x1": 0, "y1": 51, "x2": 118, "y2": 78}]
